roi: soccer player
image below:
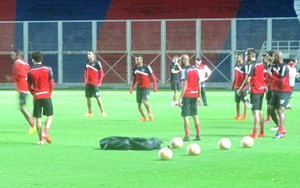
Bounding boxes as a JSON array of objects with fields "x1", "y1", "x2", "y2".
[
  {"x1": 237, "y1": 48, "x2": 265, "y2": 138},
  {"x1": 6, "y1": 49, "x2": 36, "y2": 134},
  {"x1": 178, "y1": 54, "x2": 201, "y2": 142},
  {"x1": 130, "y1": 55, "x2": 158, "y2": 121},
  {"x1": 286, "y1": 58, "x2": 299, "y2": 110},
  {"x1": 267, "y1": 51, "x2": 292, "y2": 139},
  {"x1": 169, "y1": 55, "x2": 182, "y2": 106},
  {"x1": 83, "y1": 51, "x2": 106, "y2": 117},
  {"x1": 27, "y1": 51, "x2": 54, "y2": 144},
  {"x1": 195, "y1": 58, "x2": 211, "y2": 106},
  {"x1": 232, "y1": 53, "x2": 248, "y2": 120}
]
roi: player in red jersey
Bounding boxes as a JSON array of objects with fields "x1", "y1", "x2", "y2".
[
  {"x1": 83, "y1": 51, "x2": 106, "y2": 117},
  {"x1": 267, "y1": 51, "x2": 291, "y2": 139},
  {"x1": 6, "y1": 49, "x2": 36, "y2": 134},
  {"x1": 237, "y1": 48, "x2": 265, "y2": 138},
  {"x1": 178, "y1": 54, "x2": 201, "y2": 142},
  {"x1": 232, "y1": 53, "x2": 249, "y2": 120},
  {"x1": 130, "y1": 55, "x2": 157, "y2": 121},
  {"x1": 27, "y1": 51, "x2": 54, "y2": 144}
]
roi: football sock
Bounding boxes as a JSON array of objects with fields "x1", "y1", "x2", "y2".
[
  {"x1": 196, "y1": 127, "x2": 200, "y2": 136},
  {"x1": 185, "y1": 129, "x2": 190, "y2": 137},
  {"x1": 44, "y1": 128, "x2": 49, "y2": 135}
]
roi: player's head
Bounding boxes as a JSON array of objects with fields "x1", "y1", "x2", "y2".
[
  {"x1": 290, "y1": 58, "x2": 298, "y2": 65},
  {"x1": 273, "y1": 51, "x2": 283, "y2": 65},
  {"x1": 87, "y1": 50, "x2": 95, "y2": 62},
  {"x1": 195, "y1": 57, "x2": 202, "y2": 66},
  {"x1": 31, "y1": 51, "x2": 43, "y2": 64},
  {"x1": 245, "y1": 48, "x2": 256, "y2": 63},
  {"x1": 235, "y1": 53, "x2": 243, "y2": 64},
  {"x1": 180, "y1": 54, "x2": 190, "y2": 67},
  {"x1": 135, "y1": 55, "x2": 143, "y2": 67},
  {"x1": 173, "y1": 55, "x2": 179, "y2": 63},
  {"x1": 11, "y1": 49, "x2": 22, "y2": 61}
]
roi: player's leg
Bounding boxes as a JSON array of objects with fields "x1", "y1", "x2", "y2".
[
  {"x1": 142, "y1": 89, "x2": 153, "y2": 120},
  {"x1": 19, "y1": 93, "x2": 36, "y2": 134},
  {"x1": 33, "y1": 100, "x2": 43, "y2": 144},
  {"x1": 191, "y1": 98, "x2": 201, "y2": 141},
  {"x1": 233, "y1": 90, "x2": 241, "y2": 119},
  {"x1": 268, "y1": 91, "x2": 279, "y2": 130},
  {"x1": 201, "y1": 82, "x2": 208, "y2": 106},
  {"x1": 41, "y1": 98, "x2": 53, "y2": 143},
  {"x1": 241, "y1": 90, "x2": 249, "y2": 120},
  {"x1": 137, "y1": 88, "x2": 146, "y2": 121},
  {"x1": 274, "y1": 92, "x2": 290, "y2": 138},
  {"x1": 249, "y1": 94, "x2": 260, "y2": 138},
  {"x1": 93, "y1": 86, "x2": 106, "y2": 117},
  {"x1": 83, "y1": 85, "x2": 93, "y2": 116},
  {"x1": 258, "y1": 94, "x2": 265, "y2": 136},
  {"x1": 181, "y1": 98, "x2": 191, "y2": 141}
]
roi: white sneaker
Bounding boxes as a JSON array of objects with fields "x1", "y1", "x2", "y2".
[
  {"x1": 37, "y1": 141, "x2": 44, "y2": 145},
  {"x1": 270, "y1": 126, "x2": 279, "y2": 131}
]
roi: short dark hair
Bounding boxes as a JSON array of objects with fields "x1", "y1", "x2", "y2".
[
  {"x1": 196, "y1": 57, "x2": 201, "y2": 61},
  {"x1": 31, "y1": 51, "x2": 43, "y2": 62},
  {"x1": 246, "y1": 48, "x2": 256, "y2": 57},
  {"x1": 266, "y1": 50, "x2": 274, "y2": 57}
]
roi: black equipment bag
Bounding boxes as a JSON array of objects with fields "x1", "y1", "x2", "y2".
[{"x1": 100, "y1": 136, "x2": 162, "y2": 150}]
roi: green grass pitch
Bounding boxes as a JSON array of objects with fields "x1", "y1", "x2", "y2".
[{"x1": 1, "y1": 89, "x2": 300, "y2": 187}]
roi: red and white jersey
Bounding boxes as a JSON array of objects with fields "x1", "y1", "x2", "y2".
[
  {"x1": 246, "y1": 61, "x2": 265, "y2": 94},
  {"x1": 84, "y1": 60, "x2": 104, "y2": 86},
  {"x1": 132, "y1": 64, "x2": 153, "y2": 88},
  {"x1": 287, "y1": 63, "x2": 297, "y2": 87},
  {"x1": 271, "y1": 64, "x2": 292, "y2": 92},
  {"x1": 232, "y1": 63, "x2": 248, "y2": 89},
  {"x1": 27, "y1": 64, "x2": 54, "y2": 100},
  {"x1": 181, "y1": 65, "x2": 200, "y2": 98},
  {"x1": 196, "y1": 63, "x2": 211, "y2": 82},
  {"x1": 12, "y1": 58, "x2": 30, "y2": 93}
]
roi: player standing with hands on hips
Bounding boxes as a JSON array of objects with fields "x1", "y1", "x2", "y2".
[
  {"x1": 83, "y1": 51, "x2": 106, "y2": 117},
  {"x1": 27, "y1": 51, "x2": 54, "y2": 144},
  {"x1": 178, "y1": 54, "x2": 201, "y2": 142},
  {"x1": 195, "y1": 58, "x2": 211, "y2": 106},
  {"x1": 130, "y1": 55, "x2": 158, "y2": 122},
  {"x1": 170, "y1": 55, "x2": 182, "y2": 106}
]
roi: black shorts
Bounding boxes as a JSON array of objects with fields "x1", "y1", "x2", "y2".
[
  {"x1": 33, "y1": 98, "x2": 53, "y2": 118},
  {"x1": 85, "y1": 84, "x2": 100, "y2": 98},
  {"x1": 181, "y1": 97, "x2": 198, "y2": 117},
  {"x1": 250, "y1": 93, "x2": 264, "y2": 110},
  {"x1": 265, "y1": 89, "x2": 273, "y2": 104},
  {"x1": 234, "y1": 89, "x2": 248, "y2": 103},
  {"x1": 170, "y1": 80, "x2": 181, "y2": 91},
  {"x1": 136, "y1": 88, "x2": 150, "y2": 104},
  {"x1": 19, "y1": 92, "x2": 29, "y2": 105},
  {"x1": 269, "y1": 91, "x2": 290, "y2": 108}
]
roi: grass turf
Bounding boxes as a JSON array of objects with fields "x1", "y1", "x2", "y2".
[{"x1": 1, "y1": 89, "x2": 300, "y2": 187}]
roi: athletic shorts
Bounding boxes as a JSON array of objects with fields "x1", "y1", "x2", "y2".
[
  {"x1": 19, "y1": 92, "x2": 28, "y2": 105},
  {"x1": 170, "y1": 80, "x2": 181, "y2": 91},
  {"x1": 250, "y1": 93, "x2": 264, "y2": 110},
  {"x1": 85, "y1": 84, "x2": 100, "y2": 98},
  {"x1": 136, "y1": 88, "x2": 150, "y2": 104},
  {"x1": 33, "y1": 98, "x2": 53, "y2": 118},
  {"x1": 181, "y1": 97, "x2": 198, "y2": 117},
  {"x1": 265, "y1": 89, "x2": 273, "y2": 104},
  {"x1": 234, "y1": 89, "x2": 248, "y2": 103},
  {"x1": 269, "y1": 91, "x2": 291, "y2": 108}
]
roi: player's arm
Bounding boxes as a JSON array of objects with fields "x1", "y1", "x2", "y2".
[
  {"x1": 130, "y1": 75, "x2": 136, "y2": 94},
  {"x1": 97, "y1": 68, "x2": 104, "y2": 86},
  {"x1": 48, "y1": 68, "x2": 55, "y2": 93},
  {"x1": 151, "y1": 73, "x2": 158, "y2": 92},
  {"x1": 27, "y1": 73, "x2": 33, "y2": 95},
  {"x1": 178, "y1": 80, "x2": 187, "y2": 106}
]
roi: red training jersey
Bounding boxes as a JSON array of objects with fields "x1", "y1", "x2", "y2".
[
  {"x1": 232, "y1": 63, "x2": 248, "y2": 90},
  {"x1": 181, "y1": 65, "x2": 200, "y2": 98},
  {"x1": 84, "y1": 60, "x2": 104, "y2": 86},
  {"x1": 12, "y1": 58, "x2": 30, "y2": 93},
  {"x1": 27, "y1": 64, "x2": 54, "y2": 100},
  {"x1": 246, "y1": 61, "x2": 265, "y2": 94},
  {"x1": 132, "y1": 64, "x2": 154, "y2": 88},
  {"x1": 270, "y1": 64, "x2": 292, "y2": 92}
]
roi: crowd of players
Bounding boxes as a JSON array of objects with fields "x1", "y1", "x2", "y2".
[{"x1": 7, "y1": 48, "x2": 299, "y2": 144}]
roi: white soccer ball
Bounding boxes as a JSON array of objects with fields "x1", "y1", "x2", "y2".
[
  {"x1": 171, "y1": 137, "x2": 184, "y2": 149},
  {"x1": 186, "y1": 143, "x2": 201, "y2": 156},
  {"x1": 241, "y1": 136, "x2": 254, "y2": 148},
  {"x1": 158, "y1": 148, "x2": 173, "y2": 160},
  {"x1": 218, "y1": 138, "x2": 231, "y2": 150}
]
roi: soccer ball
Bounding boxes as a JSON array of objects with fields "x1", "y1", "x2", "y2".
[
  {"x1": 241, "y1": 136, "x2": 254, "y2": 148},
  {"x1": 218, "y1": 138, "x2": 231, "y2": 150},
  {"x1": 186, "y1": 143, "x2": 201, "y2": 156},
  {"x1": 170, "y1": 137, "x2": 184, "y2": 149},
  {"x1": 158, "y1": 148, "x2": 173, "y2": 160}
]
